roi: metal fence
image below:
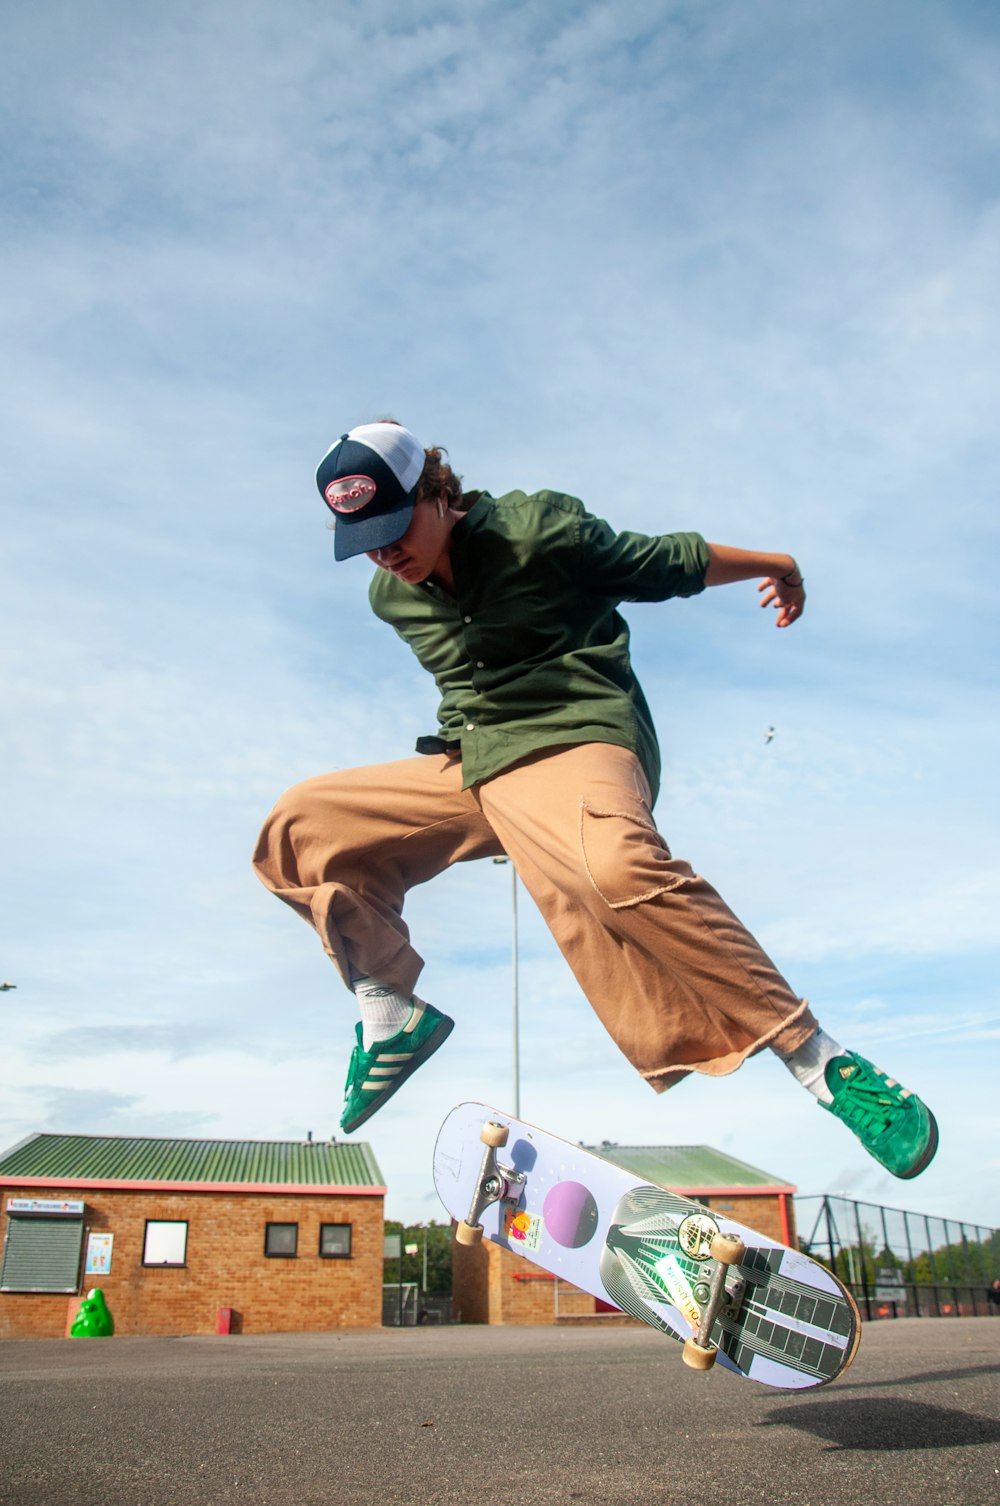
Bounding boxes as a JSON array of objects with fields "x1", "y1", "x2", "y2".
[
  {"x1": 796, "y1": 1194, "x2": 1000, "y2": 1321},
  {"x1": 382, "y1": 1281, "x2": 419, "y2": 1326},
  {"x1": 382, "y1": 1284, "x2": 453, "y2": 1325}
]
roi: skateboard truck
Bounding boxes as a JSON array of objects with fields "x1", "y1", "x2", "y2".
[
  {"x1": 455, "y1": 1120, "x2": 525, "y2": 1246},
  {"x1": 682, "y1": 1232, "x2": 747, "y2": 1371}
]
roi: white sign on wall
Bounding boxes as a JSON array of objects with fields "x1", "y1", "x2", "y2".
[
  {"x1": 85, "y1": 1232, "x2": 114, "y2": 1276},
  {"x1": 6, "y1": 1199, "x2": 85, "y2": 1216}
]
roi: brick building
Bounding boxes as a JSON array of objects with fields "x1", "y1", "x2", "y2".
[
  {"x1": 0, "y1": 1133, "x2": 385, "y2": 1339},
  {"x1": 452, "y1": 1143, "x2": 796, "y2": 1325}
]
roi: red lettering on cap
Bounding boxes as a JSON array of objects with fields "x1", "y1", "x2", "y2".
[{"x1": 325, "y1": 475, "x2": 377, "y2": 513}]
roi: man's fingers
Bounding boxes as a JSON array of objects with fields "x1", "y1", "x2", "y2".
[{"x1": 759, "y1": 576, "x2": 804, "y2": 624}]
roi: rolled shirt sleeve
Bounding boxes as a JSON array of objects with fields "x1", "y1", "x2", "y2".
[{"x1": 577, "y1": 514, "x2": 710, "y2": 601}]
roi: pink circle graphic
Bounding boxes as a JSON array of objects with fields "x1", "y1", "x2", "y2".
[{"x1": 542, "y1": 1181, "x2": 600, "y2": 1249}]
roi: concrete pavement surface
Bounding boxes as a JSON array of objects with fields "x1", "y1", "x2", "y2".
[{"x1": 1, "y1": 1319, "x2": 998, "y2": 1505}]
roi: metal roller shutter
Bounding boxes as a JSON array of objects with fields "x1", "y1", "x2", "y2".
[{"x1": 1, "y1": 1216, "x2": 85, "y2": 1292}]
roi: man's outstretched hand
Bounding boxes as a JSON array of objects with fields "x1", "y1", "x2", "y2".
[{"x1": 758, "y1": 575, "x2": 806, "y2": 628}]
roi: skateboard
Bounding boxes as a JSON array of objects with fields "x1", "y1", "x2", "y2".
[{"x1": 433, "y1": 1102, "x2": 860, "y2": 1390}]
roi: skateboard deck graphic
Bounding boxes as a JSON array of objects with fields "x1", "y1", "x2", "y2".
[{"x1": 434, "y1": 1102, "x2": 860, "y2": 1390}]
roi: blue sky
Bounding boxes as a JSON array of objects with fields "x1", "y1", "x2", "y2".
[{"x1": 2, "y1": 0, "x2": 998, "y2": 1233}]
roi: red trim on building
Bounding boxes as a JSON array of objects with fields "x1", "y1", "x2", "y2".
[
  {"x1": 1, "y1": 1176, "x2": 387, "y2": 1197},
  {"x1": 670, "y1": 1185, "x2": 797, "y2": 1198}
]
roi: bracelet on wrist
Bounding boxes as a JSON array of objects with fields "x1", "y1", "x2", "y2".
[{"x1": 780, "y1": 563, "x2": 804, "y2": 588}]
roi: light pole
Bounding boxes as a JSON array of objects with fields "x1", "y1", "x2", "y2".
[{"x1": 492, "y1": 857, "x2": 520, "y2": 1117}]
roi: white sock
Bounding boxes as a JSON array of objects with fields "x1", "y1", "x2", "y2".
[
  {"x1": 351, "y1": 975, "x2": 414, "y2": 1051},
  {"x1": 775, "y1": 1028, "x2": 845, "y2": 1106}
]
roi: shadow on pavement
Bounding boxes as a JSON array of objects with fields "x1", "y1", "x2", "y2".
[
  {"x1": 760, "y1": 1398, "x2": 1000, "y2": 1452},
  {"x1": 838, "y1": 1362, "x2": 1000, "y2": 1392}
]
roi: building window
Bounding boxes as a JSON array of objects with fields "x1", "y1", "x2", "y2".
[
  {"x1": 265, "y1": 1222, "x2": 298, "y2": 1258},
  {"x1": 319, "y1": 1223, "x2": 352, "y2": 1259},
  {"x1": 142, "y1": 1220, "x2": 188, "y2": 1267}
]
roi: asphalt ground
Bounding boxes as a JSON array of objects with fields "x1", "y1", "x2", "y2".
[{"x1": 1, "y1": 1319, "x2": 998, "y2": 1506}]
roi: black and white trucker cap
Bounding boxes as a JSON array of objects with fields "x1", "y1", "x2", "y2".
[{"x1": 315, "y1": 422, "x2": 425, "y2": 561}]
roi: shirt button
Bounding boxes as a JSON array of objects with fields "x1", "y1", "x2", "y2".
[
  {"x1": 463, "y1": 615, "x2": 472, "y2": 624},
  {"x1": 466, "y1": 723, "x2": 475, "y2": 731},
  {"x1": 476, "y1": 661, "x2": 484, "y2": 669}
]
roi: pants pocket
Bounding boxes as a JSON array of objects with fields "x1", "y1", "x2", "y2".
[{"x1": 580, "y1": 787, "x2": 687, "y2": 910}]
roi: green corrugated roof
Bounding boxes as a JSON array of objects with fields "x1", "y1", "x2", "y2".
[
  {"x1": 584, "y1": 1143, "x2": 793, "y2": 1190},
  {"x1": 0, "y1": 1134, "x2": 384, "y2": 1189}
]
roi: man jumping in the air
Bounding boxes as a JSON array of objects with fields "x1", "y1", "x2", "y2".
[{"x1": 253, "y1": 420, "x2": 937, "y2": 1180}]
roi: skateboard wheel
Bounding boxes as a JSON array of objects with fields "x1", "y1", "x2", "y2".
[
  {"x1": 480, "y1": 1121, "x2": 509, "y2": 1148},
  {"x1": 709, "y1": 1232, "x2": 746, "y2": 1265},
  {"x1": 455, "y1": 1220, "x2": 484, "y2": 1247},
  {"x1": 682, "y1": 1338, "x2": 717, "y2": 1371}
]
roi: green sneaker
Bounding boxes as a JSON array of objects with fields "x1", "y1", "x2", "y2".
[
  {"x1": 340, "y1": 999, "x2": 454, "y2": 1134},
  {"x1": 821, "y1": 1052, "x2": 938, "y2": 1179}
]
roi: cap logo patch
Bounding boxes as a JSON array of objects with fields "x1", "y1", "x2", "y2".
[{"x1": 325, "y1": 475, "x2": 377, "y2": 513}]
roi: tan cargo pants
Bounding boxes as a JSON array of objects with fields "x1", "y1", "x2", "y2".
[{"x1": 252, "y1": 742, "x2": 816, "y2": 1091}]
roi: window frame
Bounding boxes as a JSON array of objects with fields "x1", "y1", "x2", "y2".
[
  {"x1": 264, "y1": 1221, "x2": 299, "y2": 1259},
  {"x1": 318, "y1": 1222, "x2": 353, "y2": 1260},
  {"x1": 141, "y1": 1219, "x2": 189, "y2": 1268}
]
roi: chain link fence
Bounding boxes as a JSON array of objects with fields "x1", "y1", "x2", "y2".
[{"x1": 796, "y1": 1194, "x2": 1000, "y2": 1320}]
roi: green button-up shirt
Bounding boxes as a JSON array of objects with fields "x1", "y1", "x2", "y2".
[{"x1": 368, "y1": 489, "x2": 709, "y2": 802}]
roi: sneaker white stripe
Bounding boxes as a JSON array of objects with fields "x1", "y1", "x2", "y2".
[{"x1": 377, "y1": 1052, "x2": 413, "y2": 1063}]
